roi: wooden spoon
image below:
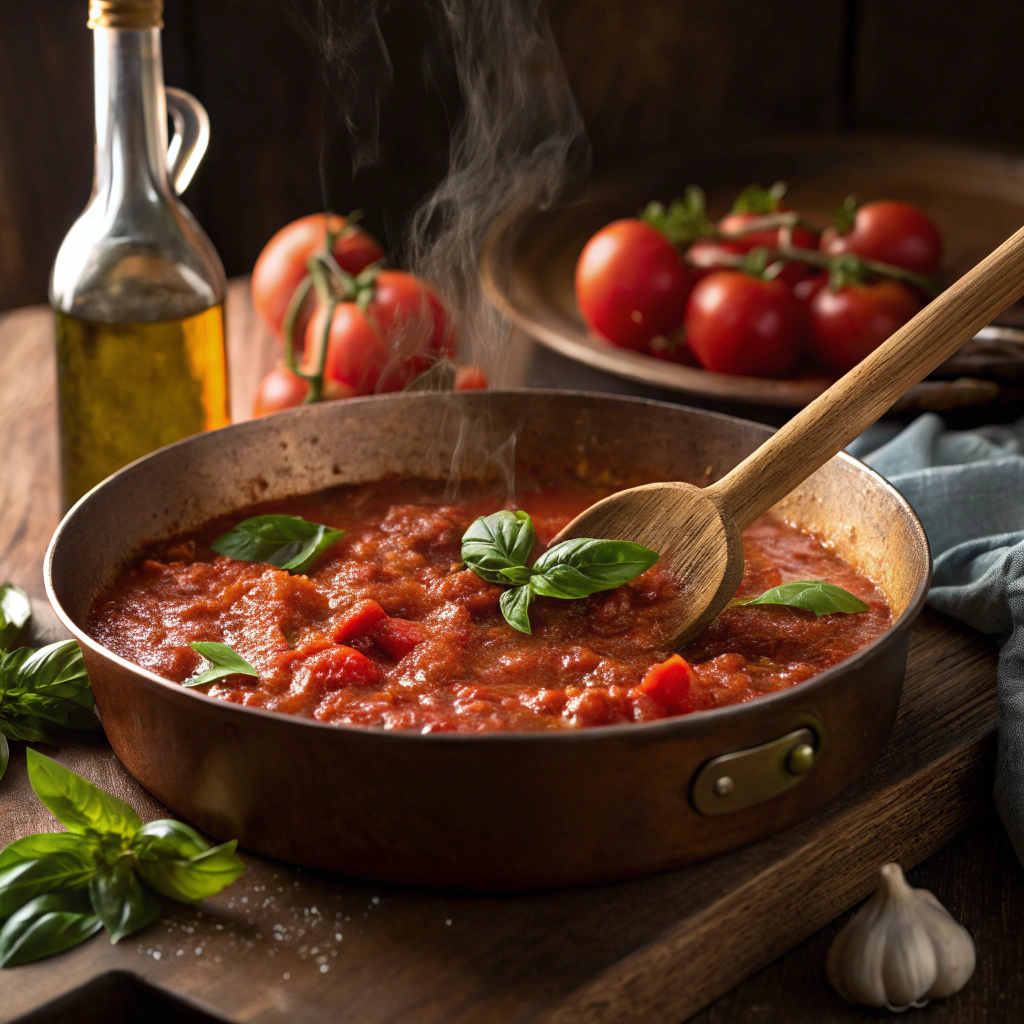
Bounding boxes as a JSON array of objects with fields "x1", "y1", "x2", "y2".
[{"x1": 553, "y1": 224, "x2": 1024, "y2": 648}]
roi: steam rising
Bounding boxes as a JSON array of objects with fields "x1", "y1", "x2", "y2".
[
  {"x1": 404, "y1": 0, "x2": 589, "y2": 382},
  {"x1": 291, "y1": 0, "x2": 589, "y2": 382}
]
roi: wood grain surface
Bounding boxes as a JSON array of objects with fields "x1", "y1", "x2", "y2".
[{"x1": 0, "y1": 286, "x2": 1011, "y2": 1023}]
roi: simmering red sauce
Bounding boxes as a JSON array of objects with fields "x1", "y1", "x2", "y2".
[{"x1": 88, "y1": 478, "x2": 891, "y2": 733}]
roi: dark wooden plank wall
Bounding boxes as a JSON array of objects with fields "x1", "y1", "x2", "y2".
[{"x1": 1, "y1": 0, "x2": 1022, "y2": 312}]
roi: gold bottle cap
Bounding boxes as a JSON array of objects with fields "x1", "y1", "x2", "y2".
[{"x1": 88, "y1": 0, "x2": 163, "y2": 30}]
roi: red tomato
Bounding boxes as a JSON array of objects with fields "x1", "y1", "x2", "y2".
[
  {"x1": 808, "y1": 279, "x2": 922, "y2": 374},
  {"x1": 575, "y1": 219, "x2": 694, "y2": 350},
  {"x1": 251, "y1": 213, "x2": 385, "y2": 337},
  {"x1": 371, "y1": 617, "x2": 427, "y2": 659},
  {"x1": 638, "y1": 654, "x2": 693, "y2": 715},
  {"x1": 303, "y1": 270, "x2": 453, "y2": 395},
  {"x1": 252, "y1": 365, "x2": 309, "y2": 417},
  {"x1": 820, "y1": 201, "x2": 942, "y2": 276},
  {"x1": 684, "y1": 271, "x2": 806, "y2": 377},
  {"x1": 454, "y1": 366, "x2": 488, "y2": 390}
]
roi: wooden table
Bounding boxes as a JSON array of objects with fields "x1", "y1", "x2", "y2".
[{"x1": 0, "y1": 283, "x2": 1020, "y2": 1023}]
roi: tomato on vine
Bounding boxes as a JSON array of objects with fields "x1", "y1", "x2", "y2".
[
  {"x1": 575, "y1": 219, "x2": 694, "y2": 350},
  {"x1": 251, "y1": 212, "x2": 385, "y2": 337},
  {"x1": 821, "y1": 200, "x2": 942, "y2": 277},
  {"x1": 302, "y1": 270, "x2": 453, "y2": 395},
  {"x1": 808, "y1": 279, "x2": 922, "y2": 374},
  {"x1": 684, "y1": 268, "x2": 806, "y2": 377}
]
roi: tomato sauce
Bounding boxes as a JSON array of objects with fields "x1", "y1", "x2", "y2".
[{"x1": 88, "y1": 478, "x2": 892, "y2": 733}]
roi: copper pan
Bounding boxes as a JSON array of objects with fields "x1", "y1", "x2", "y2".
[{"x1": 45, "y1": 391, "x2": 930, "y2": 890}]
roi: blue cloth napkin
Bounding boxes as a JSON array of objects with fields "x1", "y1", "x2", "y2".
[{"x1": 846, "y1": 414, "x2": 1024, "y2": 862}]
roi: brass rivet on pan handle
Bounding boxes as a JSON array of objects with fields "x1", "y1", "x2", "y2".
[{"x1": 691, "y1": 716, "x2": 826, "y2": 816}]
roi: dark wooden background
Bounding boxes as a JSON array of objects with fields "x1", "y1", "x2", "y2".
[{"x1": 3, "y1": 0, "x2": 1024, "y2": 313}]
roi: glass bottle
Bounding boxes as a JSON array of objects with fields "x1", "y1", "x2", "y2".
[{"x1": 51, "y1": 0, "x2": 229, "y2": 510}]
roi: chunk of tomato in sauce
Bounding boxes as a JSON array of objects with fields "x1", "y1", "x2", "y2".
[
  {"x1": 332, "y1": 599, "x2": 388, "y2": 643},
  {"x1": 372, "y1": 616, "x2": 427, "y2": 659},
  {"x1": 638, "y1": 654, "x2": 694, "y2": 715}
]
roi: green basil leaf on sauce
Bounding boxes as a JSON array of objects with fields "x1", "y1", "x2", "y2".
[
  {"x1": 531, "y1": 539, "x2": 660, "y2": 599},
  {"x1": 0, "y1": 584, "x2": 31, "y2": 652},
  {"x1": 183, "y1": 642, "x2": 258, "y2": 689},
  {"x1": 736, "y1": 580, "x2": 869, "y2": 616},
  {"x1": 499, "y1": 585, "x2": 534, "y2": 635},
  {"x1": 26, "y1": 748, "x2": 142, "y2": 841},
  {"x1": 0, "y1": 890, "x2": 102, "y2": 968},
  {"x1": 461, "y1": 510, "x2": 536, "y2": 584},
  {"x1": 88, "y1": 860, "x2": 161, "y2": 944},
  {"x1": 0, "y1": 850, "x2": 97, "y2": 918},
  {"x1": 211, "y1": 514, "x2": 345, "y2": 575}
]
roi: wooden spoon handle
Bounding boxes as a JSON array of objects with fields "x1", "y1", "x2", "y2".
[{"x1": 707, "y1": 223, "x2": 1024, "y2": 530}]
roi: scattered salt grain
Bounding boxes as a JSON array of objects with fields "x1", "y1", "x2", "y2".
[{"x1": 320, "y1": 964, "x2": 329, "y2": 973}]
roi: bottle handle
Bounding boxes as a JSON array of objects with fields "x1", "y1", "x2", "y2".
[{"x1": 165, "y1": 87, "x2": 210, "y2": 194}]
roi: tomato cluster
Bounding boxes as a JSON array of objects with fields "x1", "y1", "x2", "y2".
[
  {"x1": 250, "y1": 213, "x2": 487, "y2": 417},
  {"x1": 575, "y1": 186, "x2": 942, "y2": 377}
]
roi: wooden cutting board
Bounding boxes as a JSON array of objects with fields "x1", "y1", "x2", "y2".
[{"x1": 0, "y1": 287, "x2": 999, "y2": 1023}]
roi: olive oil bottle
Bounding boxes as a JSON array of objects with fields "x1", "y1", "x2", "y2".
[{"x1": 50, "y1": 0, "x2": 228, "y2": 509}]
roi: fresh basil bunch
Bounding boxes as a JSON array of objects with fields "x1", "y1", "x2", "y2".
[
  {"x1": 0, "y1": 585, "x2": 100, "y2": 782},
  {"x1": 736, "y1": 580, "x2": 869, "y2": 615},
  {"x1": 0, "y1": 749, "x2": 245, "y2": 967},
  {"x1": 461, "y1": 511, "x2": 660, "y2": 634},
  {"x1": 211, "y1": 514, "x2": 344, "y2": 575}
]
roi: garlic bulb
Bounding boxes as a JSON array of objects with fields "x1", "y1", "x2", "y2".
[{"x1": 827, "y1": 863, "x2": 975, "y2": 1011}]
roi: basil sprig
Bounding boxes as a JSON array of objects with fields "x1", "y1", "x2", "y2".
[
  {"x1": 461, "y1": 511, "x2": 660, "y2": 635},
  {"x1": 211, "y1": 514, "x2": 344, "y2": 575},
  {"x1": 736, "y1": 580, "x2": 869, "y2": 615},
  {"x1": 0, "y1": 749, "x2": 245, "y2": 967},
  {"x1": 183, "y1": 642, "x2": 258, "y2": 689},
  {"x1": 0, "y1": 639, "x2": 99, "y2": 782}
]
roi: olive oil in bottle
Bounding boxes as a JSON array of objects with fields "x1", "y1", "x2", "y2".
[
  {"x1": 55, "y1": 307, "x2": 229, "y2": 504},
  {"x1": 51, "y1": 0, "x2": 228, "y2": 508}
]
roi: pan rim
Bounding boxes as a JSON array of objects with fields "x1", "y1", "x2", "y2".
[{"x1": 44, "y1": 388, "x2": 932, "y2": 747}]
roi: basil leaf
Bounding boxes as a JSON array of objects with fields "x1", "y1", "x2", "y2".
[
  {"x1": 0, "y1": 734, "x2": 6, "y2": 783},
  {"x1": 0, "y1": 585, "x2": 31, "y2": 652},
  {"x1": 531, "y1": 538, "x2": 660, "y2": 598},
  {"x1": 0, "y1": 716, "x2": 58, "y2": 744},
  {"x1": 0, "y1": 890, "x2": 102, "y2": 967},
  {"x1": 0, "y1": 641, "x2": 98, "y2": 740},
  {"x1": 0, "y1": 641, "x2": 94, "y2": 707},
  {"x1": 736, "y1": 580, "x2": 869, "y2": 615},
  {"x1": 26, "y1": 748, "x2": 142, "y2": 840},
  {"x1": 0, "y1": 850, "x2": 96, "y2": 918},
  {"x1": 211, "y1": 514, "x2": 344, "y2": 575},
  {"x1": 89, "y1": 860, "x2": 160, "y2": 943},
  {"x1": 131, "y1": 819, "x2": 209, "y2": 860},
  {"x1": 0, "y1": 832, "x2": 95, "y2": 871},
  {"x1": 136, "y1": 840, "x2": 246, "y2": 904},
  {"x1": 4, "y1": 693, "x2": 98, "y2": 732},
  {"x1": 183, "y1": 642, "x2": 258, "y2": 688},
  {"x1": 461, "y1": 511, "x2": 535, "y2": 584},
  {"x1": 499, "y1": 586, "x2": 534, "y2": 635}
]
